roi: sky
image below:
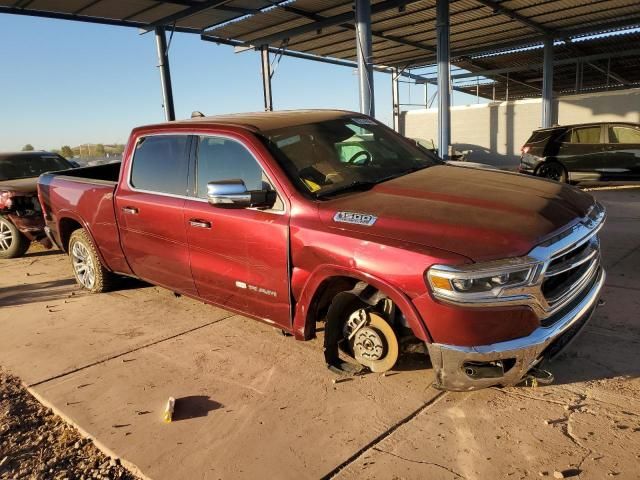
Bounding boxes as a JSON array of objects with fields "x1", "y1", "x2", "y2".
[{"x1": 0, "y1": 14, "x2": 482, "y2": 152}]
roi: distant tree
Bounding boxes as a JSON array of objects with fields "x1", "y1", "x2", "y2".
[
  {"x1": 21, "y1": 144, "x2": 34, "y2": 151},
  {"x1": 95, "y1": 144, "x2": 106, "y2": 157},
  {"x1": 60, "y1": 146, "x2": 73, "y2": 158}
]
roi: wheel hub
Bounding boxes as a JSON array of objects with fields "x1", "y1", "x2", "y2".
[
  {"x1": 72, "y1": 241, "x2": 96, "y2": 289},
  {"x1": 352, "y1": 327, "x2": 385, "y2": 361},
  {"x1": 343, "y1": 309, "x2": 399, "y2": 372}
]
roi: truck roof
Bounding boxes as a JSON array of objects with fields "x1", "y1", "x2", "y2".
[{"x1": 136, "y1": 109, "x2": 358, "y2": 134}]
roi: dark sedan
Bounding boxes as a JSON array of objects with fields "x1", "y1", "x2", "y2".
[{"x1": 519, "y1": 122, "x2": 640, "y2": 183}]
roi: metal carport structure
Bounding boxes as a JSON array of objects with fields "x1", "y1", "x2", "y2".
[{"x1": 2, "y1": 0, "x2": 640, "y2": 159}]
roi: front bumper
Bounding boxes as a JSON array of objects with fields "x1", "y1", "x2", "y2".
[{"x1": 427, "y1": 266, "x2": 605, "y2": 391}]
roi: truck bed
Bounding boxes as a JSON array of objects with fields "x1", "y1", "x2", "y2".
[
  {"x1": 38, "y1": 161, "x2": 131, "y2": 275},
  {"x1": 44, "y1": 161, "x2": 121, "y2": 184}
]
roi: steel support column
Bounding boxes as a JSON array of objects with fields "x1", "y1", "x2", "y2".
[
  {"x1": 392, "y1": 67, "x2": 400, "y2": 131},
  {"x1": 436, "y1": 0, "x2": 450, "y2": 159},
  {"x1": 355, "y1": 0, "x2": 375, "y2": 117},
  {"x1": 541, "y1": 37, "x2": 554, "y2": 128},
  {"x1": 260, "y1": 46, "x2": 273, "y2": 111},
  {"x1": 154, "y1": 26, "x2": 175, "y2": 122}
]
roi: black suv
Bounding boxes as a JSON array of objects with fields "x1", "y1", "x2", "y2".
[{"x1": 519, "y1": 122, "x2": 640, "y2": 183}]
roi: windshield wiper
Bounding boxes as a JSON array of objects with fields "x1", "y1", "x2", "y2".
[
  {"x1": 316, "y1": 165, "x2": 433, "y2": 198},
  {"x1": 316, "y1": 180, "x2": 377, "y2": 198}
]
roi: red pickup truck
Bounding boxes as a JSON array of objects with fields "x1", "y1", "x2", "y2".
[{"x1": 37, "y1": 110, "x2": 606, "y2": 391}]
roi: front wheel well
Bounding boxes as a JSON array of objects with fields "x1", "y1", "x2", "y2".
[
  {"x1": 305, "y1": 276, "x2": 359, "y2": 339},
  {"x1": 305, "y1": 276, "x2": 409, "y2": 339}
]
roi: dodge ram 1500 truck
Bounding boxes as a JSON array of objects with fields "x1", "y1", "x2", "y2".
[{"x1": 37, "y1": 110, "x2": 606, "y2": 391}]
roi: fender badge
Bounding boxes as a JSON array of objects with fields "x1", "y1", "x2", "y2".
[{"x1": 333, "y1": 211, "x2": 377, "y2": 226}]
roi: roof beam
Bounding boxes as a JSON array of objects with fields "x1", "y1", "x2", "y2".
[
  {"x1": 417, "y1": 48, "x2": 640, "y2": 81},
  {"x1": 0, "y1": 5, "x2": 201, "y2": 33},
  {"x1": 388, "y1": 15, "x2": 640, "y2": 67},
  {"x1": 282, "y1": 4, "x2": 436, "y2": 53},
  {"x1": 472, "y1": 1, "x2": 633, "y2": 84},
  {"x1": 249, "y1": 0, "x2": 418, "y2": 46},
  {"x1": 142, "y1": 0, "x2": 233, "y2": 31},
  {"x1": 473, "y1": 0, "x2": 552, "y2": 35}
]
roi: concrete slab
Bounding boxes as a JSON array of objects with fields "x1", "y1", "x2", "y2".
[
  {"x1": 336, "y1": 379, "x2": 640, "y2": 480},
  {"x1": 0, "y1": 251, "x2": 234, "y2": 385},
  {"x1": 32, "y1": 315, "x2": 440, "y2": 480}
]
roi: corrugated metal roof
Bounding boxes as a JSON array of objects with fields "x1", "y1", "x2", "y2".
[
  {"x1": 1, "y1": 0, "x2": 639, "y2": 100},
  {"x1": 0, "y1": 0, "x2": 279, "y2": 33}
]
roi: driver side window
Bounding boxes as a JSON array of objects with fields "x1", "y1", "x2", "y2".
[
  {"x1": 195, "y1": 136, "x2": 283, "y2": 210},
  {"x1": 196, "y1": 137, "x2": 263, "y2": 199}
]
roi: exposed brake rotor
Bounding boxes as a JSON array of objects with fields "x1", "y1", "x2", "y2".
[{"x1": 344, "y1": 309, "x2": 399, "y2": 373}]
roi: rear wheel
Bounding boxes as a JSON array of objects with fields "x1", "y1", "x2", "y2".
[
  {"x1": 0, "y1": 216, "x2": 30, "y2": 259},
  {"x1": 537, "y1": 162, "x2": 567, "y2": 183},
  {"x1": 68, "y1": 228, "x2": 114, "y2": 293}
]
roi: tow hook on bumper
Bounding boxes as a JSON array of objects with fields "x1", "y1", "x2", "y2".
[{"x1": 427, "y1": 268, "x2": 605, "y2": 391}]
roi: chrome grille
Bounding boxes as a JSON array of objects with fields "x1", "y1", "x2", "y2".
[{"x1": 542, "y1": 235, "x2": 600, "y2": 307}]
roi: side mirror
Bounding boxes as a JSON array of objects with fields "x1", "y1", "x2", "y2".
[{"x1": 207, "y1": 180, "x2": 276, "y2": 209}]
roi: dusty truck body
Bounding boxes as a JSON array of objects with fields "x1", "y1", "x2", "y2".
[
  {"x1": 0, "y1": 152, "x2": 74, "y2": 258},
  {"x1": 37, "y1": 110, "x2": 606, "y2": 391}
]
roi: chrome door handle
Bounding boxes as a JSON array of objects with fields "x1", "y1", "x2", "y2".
[
  {"x1": 122, "y1": 207, "x2": 139, "y2": 215},
  {"x1": 189, "y1": 219, "x2": 211, "y2": 229}
]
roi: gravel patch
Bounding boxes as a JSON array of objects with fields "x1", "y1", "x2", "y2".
[{"x1": 0, "y1": 369, "x2": 137, "y2": 480}]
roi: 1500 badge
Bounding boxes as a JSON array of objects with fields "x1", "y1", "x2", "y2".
[{"x1": 333, "y1": 211, "x2": 377, "y2": 226}]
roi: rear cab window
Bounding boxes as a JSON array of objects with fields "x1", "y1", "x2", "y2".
[{"x1": 130, "y1": 135, "x2": 189, "y2": 195}]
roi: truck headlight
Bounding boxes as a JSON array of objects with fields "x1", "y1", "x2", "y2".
[{"x1": 427, "y1": 262, "x2": 538, "y2": 302}]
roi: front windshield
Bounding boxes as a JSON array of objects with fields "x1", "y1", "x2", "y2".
[
  {"x1": 262, "y1": 117, "x2": 441, "y2": 197},
  {"x1": 0, "y1": 154, "x2": 71, "y2": 181}
]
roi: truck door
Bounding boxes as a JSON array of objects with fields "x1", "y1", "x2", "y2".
[
  {"x1": 115, "y1": 134, "x2": 197, "y2": 296},
  {"x1": 604, "y1": 124, "x2": 640, "y2": 180},
  {"x1": 183, "y1": 135, "x2": 291, "y2": 327}
]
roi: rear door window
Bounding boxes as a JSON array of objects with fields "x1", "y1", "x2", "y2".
[
  {"x1": 608, "y1": 126, "x2": 640, "y2": 144},
  {"x1": 130, "y1": 135, "x2": 189, "y2": 195},
  {"x1": 560, "y1": 126, "x2": 601, "y2": 144}
]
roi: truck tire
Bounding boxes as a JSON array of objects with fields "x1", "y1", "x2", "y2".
[
  {"x1": 0, "y1": 216, "x2": 30, "y2": 259},
  {"x1": 68, "y1": 228, "x2": 114, "y2": 293}
]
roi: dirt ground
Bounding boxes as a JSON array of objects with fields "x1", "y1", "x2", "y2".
[
  {"x1": 0, "y1": 368, "x2": 136, "y2": 480},
  {"x1": 0, "y1": 187, "x2": 639, "y2": 480}
]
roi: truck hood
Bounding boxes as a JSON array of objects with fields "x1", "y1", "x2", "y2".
[
  {"x1": 318, "y1": 165, "x2": 596, "y2": 262},
  {"x1": 0, "y1": 177, "x2": 38, "y2": 194}
]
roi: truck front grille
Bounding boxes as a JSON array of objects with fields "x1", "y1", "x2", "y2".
[{"x1": 540, "y1": 234, "x2": 600, "y2": 326}]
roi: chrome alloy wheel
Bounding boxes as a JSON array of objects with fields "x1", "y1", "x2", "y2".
[
  {"x1": 71, "y1": 241, "x2": 96, "y2": 289},
  {"x1": 0, "y1": 220, "x2": 13, "y2": 251}
]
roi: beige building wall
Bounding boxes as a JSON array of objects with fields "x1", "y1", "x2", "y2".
[{"x1": 400, "y1": 88, "x2": 640, "y2": 169}]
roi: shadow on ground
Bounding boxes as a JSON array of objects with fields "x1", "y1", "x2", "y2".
[
  {"x1": 172, "y1": 396, "x2": 224, "y2": 421},
  {"x1": 22, "y1": 248, "x2": 64, "y2": 259},
  {"x1": 0, "y1": 278, "x2": 78, "y2": 307}
]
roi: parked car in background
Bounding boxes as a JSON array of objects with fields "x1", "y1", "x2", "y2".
[
  {"x1": 38, "y1": 110, "x2": 605, "y2": 391},
  {"x1": 519, "y1": 122, "x2": 640, "y2": 183},
  {"x1": 0, "y1": 151, "x2": 73, "y2": 258}
]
